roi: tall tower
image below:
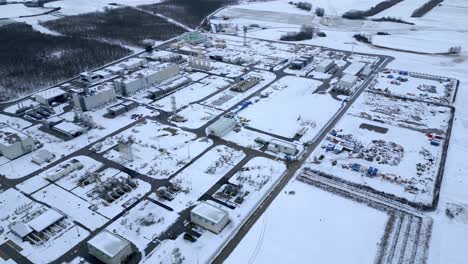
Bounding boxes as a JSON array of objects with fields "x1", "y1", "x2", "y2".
[{"x1": 171, "y1": 96, "x2": 177, "y2": 117}]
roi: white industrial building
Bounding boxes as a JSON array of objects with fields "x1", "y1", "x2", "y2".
[
  {"x1": 52, "y1": 122, "x2": 86, "y2": 138},
  {"x1": 80, "y1": 72, "x2": 101, "y2": 83},
  {"x1": 10, "y1": 209, "x2": 65, "y2": 242},
  {"x1": 118, "y1": 57, "x2": 145, "y2": 70},
  {"x1": 338, "y1": 74, "x2": 358, "y2": 88},
  {"x1": 34, "y1": 87, "x2": 68, "y2": 106},
  {"x1": 72, "y1": 85, "x2": 117, "y2": 111},
  {"x1": 268, "y1": 139, "x2": 298, "y2": 156},
  {"x1": 45, "y1": 158, "x2": 83, "y2": 181},
  {"x1": 205, "y1": 117, "x2": 236, "y2": 137},
  {"x1": 315, "y1": 59, "x2": 335, "y2": 73},
  {"x1": 0, "y1": 126, "x2": 35, "y2": 160},
  {"x1": 105, "y1": 65, "x2": 125, "y2": 75},
  {"x1": 31, "y1": 149, "x2": 54, "y2": 165},
  {"x1": 191, "y1": 202, "x2": 230, "y2": 234},
  {"x1": 114, "y1": 63, "x2": 180, "y2": 96},
  {"x1": 88, "y1": 230, "x2": 134, "y2": 264},
  {"x1": 343, "y1": 62, "x2": 366, "y2": 76}
]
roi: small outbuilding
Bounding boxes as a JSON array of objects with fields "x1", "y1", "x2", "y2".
[
  {"x1": 268, "y1": 139, "x2": 298, "y2": 156},
  {"x1": 32, "y1": 149, "x2": 54, "y2": 165},
  {"x1": 190, "y1": 202, "x2": 230, "y2": 234}
]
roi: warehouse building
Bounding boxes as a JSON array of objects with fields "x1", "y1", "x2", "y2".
[
  {"x1": 205, "y1": 117, "x2": 236, "y2": 137},
  {"x1": 114, "y1": 63, "x2": 180, "y2": 96},
  {"x1": 338, "y1": 74, "x2": 358, "y2": 89},
  {"x1": 80, "y1": 72, "x2": 101, "y2": 84},
  {"x1": 268, "y1": 139, "x2": 298, "y2": 156},
  {"x1": 31, "y1": 149, "x2": 54, "y2": 165},
  {"x1": 34, "y1": 87, "x2": 68, "y2": 106},
  {"x1": 88, "y1": 230, "x2": 134, "y2": 264},
  {"x1": 0, "y1": 126, "x2": 35, "y2": 160},
  {"x1": 343, "y1": 62, "x2": 366, "y2": 76},
  {"x1": 51, "y1": 122, "x2": 86, "y2": 138},
  {"x1": 10, "y1": 209, "x2": 65, "y2": 243},
  {"x1": 45, "y1": 158, "x2": 83, "y2": 182},
  {"x1": 191, "y1": 202, "x2": 230, "y2": 234},
  {"x1": 72, "y1": 85, "x2": 117, "y2": 111},
  {"x1": 315, "y1": 59, "x2": 335, "y2": 73},
  {"x1": 107, "y1": 101, "x2": 138, "y2": 118},
  {"x1": 118, "y1": 58, "x2": 145, "y2": 70}
]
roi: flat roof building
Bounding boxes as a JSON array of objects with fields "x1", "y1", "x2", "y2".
[
  {"x1": 268, "y1": 139, "x2": 298, "y2": 156},
  {"x1": 0, "y1": 126, "x2": 35, "y2": 160},
  {"x1": 315, "y1": 59, "x2": 335, "y2": 73},
  {"x1": 32, "y1": 149, "x2": 54, "y2": 165},
  {"x1": 72, "y1": 85, "x2": 117, "y2": 111},
  {"x1": 338, "y1": 74, "x2": 358, "y2": 88},
  {"x1": 52, "y1": 122, "x2": 86, "y2": 138},
  {"x1": 343, "y1": 62, "x2": 366, "y2": 76},
  {"x1": 205, "y1": 117, "x2": 236, "y2": 138},
  {"x1": 191, "y1": 202, "x2": 229, "y2": 234},
  {"x1": 34, "y1": 87, "x2": 68, "y2": 106},
  {"x1": 88, "y1": 230, "x2": 133, "y2": 264},
  {"x1": 114, "y1": 63, "x2": 180, "y2": 96}
]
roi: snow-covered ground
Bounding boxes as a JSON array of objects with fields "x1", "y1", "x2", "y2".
[
  {"x1": 226, "y1": 178, "x2": 388, "y2": 264},
  {"x1": 106, "y1": 199, "x2": 179, "y2": 252},
  {"x1": 154, "y1": 145, "x2": 245, "y2": 213},
  {"x1": 238, "y1": 76, "x2": 341, "y2": 141},
  {"x1": 103, "y1": 120, "x2": 213, "y2": 179}
]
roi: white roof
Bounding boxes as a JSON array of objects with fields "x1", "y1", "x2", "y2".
[
  {"x1": 35, "y1": 87, "x2": 67, "y2": 100},
  {"x1": 32, "y1": 149, "x2": 54, "y2": 162},
  {"x1": 343, "y1": 62, "x2": 366, "y2": 76},
  {"x1": 88, "y1": 230, "x2": 130, "y2": 258},
  {"x1": 53, "y1": 122, "x2": 85, "y2": 135},
  {"x1": 317, "y1": 59, "x2": 334, "y2": 68},
  {"x1": 27, "y1": 209, "x2": 64, "y2": 232},
  {"x1": 10, "y1": 222, "x2": 33, "y2": 238},
  {"x1": 270, "y1": 138, "x2": 297, "y2": 149},
  {"x1": 0, "y1": 126, "x2": 30, "y2": 146},
  {"x1": 105, "y1": 65, "x2": 124, "y2": 73},
  {"x1": 340, "y1": 74, "x2": 358, "y2": 84},
  {"x1": 192, "y1": 202, "x2": 228, "y2": 224}
]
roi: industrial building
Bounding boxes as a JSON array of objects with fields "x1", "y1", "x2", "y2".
[
  {"x1": 0, "y1": 126, "x2": 35, "y2": 160},
  {"x1": 88, "y1": 230, "x2": 134, "y2": 264},
  {"x1": 45, "y1": 158, "x2": 83, "y2": 181},
  {"x1": 268, "y1": 139, "x2": 298, "y2": 155},
  {"x1": 289, "y1": 55, "x2": 313, "y2": 70},
  {"x1": 31, "y1": 149, "x2": 54, "y2": 165},
  {"x1": 72, "y1": 85, "x2": 117, "y2": 111},
  {"x1": 113, "y1": 63, "x2": 180, "y2": 96},
  {"x1": 191, "y1": 202, "x2": 230, "y2": 234},
  {"x1": 118, "y1": 58, "x2": 145, "y2": 70},
  {"x1": 180, "y1": 32, "x2": 207, "y2": 44},
  {"x1": 148, "y1": 77, "x2": 191, "y2": 99},
  {"x1": 80, "y1": 72, "x2": 101, "y2": 83},
  {"x1": 51, "y1": 121, "x2": 86, "y2": 138},
  {"x1": 230, "y1": 77, "x2": 261, "y2": 92},
  {"x1": 343, "y1": 62, "x2": 366, "y2": 76},
  {"x1": 10, "y1": 209, "x2": 65, "y2": 243},
  {"x1": 205, "y1": 117, "x2": 236, "y2": 137},
  {"x1": 34, "y1": 87, "x2": 68, "y2": 106},
  {"x1": 315, "y1": 59, "x2": 335, "y2": 73},
  {"x1": 107, "y1": 101, "x2": 138, "y2": 118},
  {"x1": 338, "y1": 74, "x2": 358, "y2": 89}
]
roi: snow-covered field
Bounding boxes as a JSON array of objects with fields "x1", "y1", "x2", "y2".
[
  {"x1": 155, "y1": 145, "x2": 245, "y2": 213},
  {"x1": 226, "y1": 179, "x2": 388, "y2": 264},
  {"x1": 238, "y1": 76, "x2": 341, "y2": 142},
  {"x1": 106, "y1": 199, "x2": 179, "y2": 252},
  {"x1": 103, "y1": 120, "x2": 213, "y2": 179}
]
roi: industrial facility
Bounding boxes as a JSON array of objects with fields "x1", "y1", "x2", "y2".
[
  {"x1": 34, "y1": 87, "x2": 68, "y2": 106},
  {"x1": 113, "y1": 63, "x2": 180, "y2": 96},
  {"x1": 190, "y1": 202, "x2": 230, "y2": 234},
  {"x1": 88, "y1": 230, "x2": 134, "y2": 264},
  {"x1": 0, "y1": 126, "x2": 35, "y2": 160},
  {"x1": 206, "y1": 117, "x2": 236, "y2": 137},
  {"x1": 72, "y1": 85, "x2": 117, "y2": 111}
]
